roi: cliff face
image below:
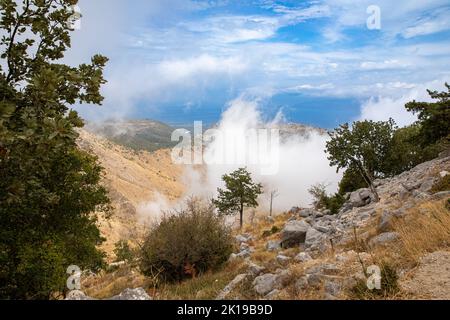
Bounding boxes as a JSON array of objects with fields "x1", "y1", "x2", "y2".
[{"x1": 77, "y1": 129, "x2": 185, "y2": 257}]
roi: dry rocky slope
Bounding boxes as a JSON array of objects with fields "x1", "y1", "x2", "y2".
[
  {"x1": 77, "y1": 129, "x2": 185, "y2": 256},
  {"x1": 218, "y1": 155, "x2": 450, "y2": 300},
  {"x1": 73, "y1": 127, "x2": 449, "y2": 300}
]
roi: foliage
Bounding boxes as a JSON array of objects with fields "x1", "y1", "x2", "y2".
[
  {"x1": 213, "y1": 167, "x2": 263, "y2": 229},
  {"x1": 405, "y1": 83, "x2": 450, "y2": 147},
  {"x1": 113, "y1": 240, "x2": 135, "y2": 264},
  {"x1": 140, "y1": 198, "x2": 233, "y2": 283},
  {"x1": 383, "y1": 124, "x2": 439, "y2": 176},
  {"x1": 326, "y1": 119, "x2": 397, "y2": 201},
  {"x1": 338, "y1": 164, "x2": 367, "y2": 194},
  {"x1": 0, "y1": 0, "x2": 109, "y2": 299},
  {"x1": 308, "y1": 183, "x2": 345, "y2": 215}
]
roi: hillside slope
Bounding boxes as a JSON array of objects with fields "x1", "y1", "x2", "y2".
[
  {"x1": 77, "y1": 129, "x2": 185, "y2": 257},
  {"x1": 85, "y1": 120, "x2": 177, "y2": 152}
]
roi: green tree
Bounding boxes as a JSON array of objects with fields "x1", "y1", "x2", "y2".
[
  {"x1": 326, "y1": 120, "x2": 396, "y2": 202},
  {"x1": 338, "y1": 164, "x2": 367, "y2": 195},
  {"x1": 213, "y1": 168, "x2": 263, "y2": 229},
  {"x1": 382, "y1": 124, "x2": 437, "y2": 176},
  {"x1": 0, "y1": 0, "x2": 109, "y2": 299},
  {"x1": 405, "y1": 83, "x2": 450, "y2": 147}
]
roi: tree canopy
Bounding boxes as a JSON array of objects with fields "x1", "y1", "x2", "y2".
[
  {"x1": 326, "y1": 119, "x2": 397, "y2": 201},
  {"x1": 0, "y1": 0, "x2": 109, "y2": 299},
  {"x1": 213, "y1": 167, "x2": 263, "y2": 229}
]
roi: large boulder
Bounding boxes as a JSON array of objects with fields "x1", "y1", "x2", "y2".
[
  {"x1": 305, "y1": 227, "x2": 328, "y2": 250},
  {"x1": 281, "y1": 220, "x2": 310, "y2": 248},
  {"x1": 348, "y1": 188, "x2": 373, "y2": 208}
]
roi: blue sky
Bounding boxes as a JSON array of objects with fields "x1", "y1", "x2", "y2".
[{"x1": 68, "y1": 0, "x2": 450, "y2": 128}]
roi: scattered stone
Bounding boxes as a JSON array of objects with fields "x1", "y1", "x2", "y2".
[
  {"x1": 378, "y1": 210, "x2": 394, "y2": 233},
  {"x1": 440, "y1": 171, "x2": 449, "y2": 178},
  {"x1": 306, "y1": 263, "x2": 340, "y2": 276},
  {"x1": 264, "y1": 289, "x2": 280, "y2": 300},
  {"x1": 216, "y1": 274, "x2": 248, "y2": 300},
  {"x1": 276, "y1": 254, "x2": 291, "y2": 265},
  {"x1": 324, "y1": 280, "x2": 341, "y2": 297},
  {"x1": 274, "y1": 269, "x2": 293, "y2": 288},
  {"x1": 323, "y1": 293, "x2": 338, "y2": 300},
  {"x1": 247, "y1": 261, "x2": 265, "y2": 277},
  {"x1": 235, "y1": 234, "x2": 252, "y2": 244},
  {"x1": 253, "y1": 274, "x2": 277, "y2": 296},
  {"x1": 369, "y1": 232, "x2": 400, "y2": 248},
  {"x1": 306, "y1": 273, "x2": 322, "y2": 288},
  {"x1": 65, "y1": 290, "x2": 95, "y2": 300},
  {"x1": 266, "y1": 240, "x2": 281, "y2": 252},
  {"x1": 294, "y1": 276, "x2": 309, "y2": 291},
  {"x1": 294, "y1": 252, "x2": 312, "y2": 263},
  {"x1": 109, "y1": 288, "x2": 151, "y2": 300},
  {"x1": 419, "y1": 178, "x2": 436, "y2": 192},
  {"x1": 281, "y1": 220, "x2": 310, "y2": 248}
]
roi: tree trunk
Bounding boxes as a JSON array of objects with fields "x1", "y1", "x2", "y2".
[
  {"x1": 239, "y1": 202, "x2": 244, "y2": 229},
  {"x1": 352, "y1": 160, "x2": 380, "y2": 202},
  {"x1": 269, "y1": 194, "x2": 273, "y2": 217}
]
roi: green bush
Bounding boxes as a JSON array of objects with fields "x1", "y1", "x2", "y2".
[
  {"x1": 140, "y1": 198, "x2": 233, "y2": 283},
  {"x1": 113, "y1": 240, "x2": 135, "y2": 263},
  {"x1": 308, "y1": 184, "x2": 345, "y2": 214}
]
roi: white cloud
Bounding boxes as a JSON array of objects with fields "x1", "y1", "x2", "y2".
[
  {"x1": 359, "y1": 79, "x2": 448, "y2": 127},
  {"x1": 402, "y1": 7, "x2": 450, "y2": 38}
]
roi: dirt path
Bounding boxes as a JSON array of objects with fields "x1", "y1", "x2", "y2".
[{"x1": 400, "y1": 251, "x2": 450, "y2": 299}]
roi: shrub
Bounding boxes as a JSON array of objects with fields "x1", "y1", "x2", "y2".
[
  {"x1": 308, "y1": 183, "x2": 345, "y2": 214},
  {"x1": 140, "y1": 198, "x2": 233, "y2": 283},
  {"x1": 113, "y1": 240, "x2": 135, "y2": 263}
]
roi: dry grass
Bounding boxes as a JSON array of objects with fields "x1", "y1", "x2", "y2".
[
  {"x1": 156, "y1": 259, "x2": 246, "y2": 300},
  {"x1": 394, "y1": 199, "x2": 450, "y2": 263},
  {"x1": 83, "y1": 266, "x2": 149, "y2": 299}
]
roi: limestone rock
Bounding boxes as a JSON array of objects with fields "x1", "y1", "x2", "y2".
[
  {"x1": 281, "y1": 220, "x2": 310, "y2": 248},
  {"x1": 109, "y1": 288, "x2": 151, "y2": 300},
  {"x1": 216, "y1": 274, "x2": 248, "y2": 300}
]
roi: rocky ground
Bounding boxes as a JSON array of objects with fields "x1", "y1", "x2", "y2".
[
  {"x1": 215, "y1": 155, "x2": 450, "y2": 300},
  {"x1": 70, "y1": 150, "x2": 449, "y2": 300}
]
